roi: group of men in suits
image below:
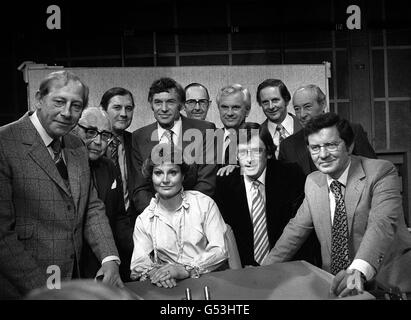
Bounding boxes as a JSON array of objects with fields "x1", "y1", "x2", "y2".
[{"x1": 1, "y1": 70, "x2": 410, "y2": 299}]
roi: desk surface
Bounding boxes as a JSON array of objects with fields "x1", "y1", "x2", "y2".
[{"x1": 125, "y1": 261, "x2": 374, "y2": 300}]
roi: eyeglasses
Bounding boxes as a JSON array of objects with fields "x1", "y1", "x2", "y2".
[
  {"x1": 77, "y1": 124, "x2": 113, "y2": 142},
  {"x1": 238, "y1": 148, "x2": 266, "y2": 158},
  {"x1": 308, "y1": 141, "x2": 343, "y2": 154},
  {"x1": 185, "y1": 99, "x2": 210, "y2": 108}
]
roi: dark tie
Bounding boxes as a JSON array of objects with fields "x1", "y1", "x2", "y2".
[
  {"x1": 330, "y1": 180, "x2": 351, "y2": 275},
  {"x1": 50, "y1": 138, "x2": 68, "y2": 180},
  {"x1": 163, "y1": 129, "x2": 175, "y2": 155},
  {"x1": 251, "y1": 180, "x2": 269, "y2": 265},
  {"x1": 109, "y1": 136, "x2": 124, "y2": 195}
]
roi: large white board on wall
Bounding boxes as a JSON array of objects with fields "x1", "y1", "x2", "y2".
[{"x1": 25, "y1": 63, "x2": 330, "y2": 132}]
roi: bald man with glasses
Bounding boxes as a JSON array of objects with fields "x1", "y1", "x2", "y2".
[
  {"x1": 74, "y1": 107, "x2": 134, "y2": 282},
  {"x1": 184, "y1": 83, "x2": 213, "y2": 122}
]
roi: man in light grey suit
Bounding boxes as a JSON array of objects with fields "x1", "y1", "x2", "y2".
[
  {"x1": 263, "y1": 112, "x2": 411, "y2": 297},
  {"x1": 0, "y1": 71, "x2": 123, "y2": 299}
]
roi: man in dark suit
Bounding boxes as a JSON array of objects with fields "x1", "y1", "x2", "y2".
[
  {"x1": 215, "y1": 123, "x2": 319, "y2": 266},
  {"x1": 0, "y1": 71, "x2": 122, "y2": 299},
  {"x1": 101, "y1": 87, "x2": 137, "y2": 227},
  {"x1": 215, "y1": 84, "x2": 256, "y2": 175},
  {"x1": 74, "y1": 107, "x2": 133, "y2": 282},
  {"x1": 131, "y1": 77, "x2": 217, "y2": 215},
  {"x1": 264, "y1": 113, "x2": 411, "y2": 296},
  {"x1": 257, "y1": 79, "x2": 303, "y2": 159},
  {"x1": 279, "y1": 84, "x2": 376, "y2": 175}
]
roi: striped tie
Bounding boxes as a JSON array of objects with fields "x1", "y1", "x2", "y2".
[{"x1": 251, "y1": 180, "x2": 269, "y2": 265}]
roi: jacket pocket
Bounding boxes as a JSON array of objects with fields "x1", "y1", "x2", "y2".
[{"x1": 15, "y1": 223, "x2": 34, "y2": 240}]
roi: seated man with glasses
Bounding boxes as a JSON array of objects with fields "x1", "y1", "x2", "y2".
[
  {"x1": 184, "y1": 83, "x2": 213, "y2": 122},
  {"x1": 131, "y1": 77, "x2": 217, "y2": 216},
  {"x1": 263, "y1": 112, "x2": 411, "y2": 297},
  {"x1": 215, "y1": 123, "x2": 319, "y2": 267},
  {"x1": 74, "y1": 106, "x2": 134, "y2": 282}
]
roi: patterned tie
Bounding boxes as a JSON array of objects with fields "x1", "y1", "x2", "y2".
[
  {"x1": 330, "y1": 180, "x2": 351, "y2": 275},
  {"x1": 50, "y1": 138, "x2": 68, "y2": 180},
  {"x1": 223, "y1": 133, "x2": 233, "y2": 165},
  {"x1": 276, "y1": 124, "x2": 288, "y2": 145},
  {"x1": 251, "y1": 180, "x2": 270, "y2": 265}
]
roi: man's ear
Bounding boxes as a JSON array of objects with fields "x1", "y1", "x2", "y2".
[{"x1": 34, "y1": 91, "x2": 42, "y2": 110}]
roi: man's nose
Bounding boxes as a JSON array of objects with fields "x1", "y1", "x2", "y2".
[
  {"x1": 60, "y1": 103, "x2": 71, "y2": 118},
  {"x1": 93, "y1": 134, "x2": 102, "y2": 145},
  {"x1": 119, "y1": 107, "x2": 127, "y2": 117},
  {"x1": 319, "y1": 146, "x2": 329, "y2": 158},
  {"x1": 193, "y1": 101, "x2": 201, "y2": 110}
]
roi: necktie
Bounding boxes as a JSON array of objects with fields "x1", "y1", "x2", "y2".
[
  {"x1": 163, "y1": 129, "x2": 175, "y2": 155},
  {"x1": 251, "y1": 180, "x2": 270, "y2": 265},
  {"x1": 276, "y1": 124, "x2": 288, "y2": 145},
  {"x1": 109, "y1": 136, "x2": 124, "y2": 197},
  {"x1": 330, "y1": 180, "x2": 351, "y2": 275},
  {"x1": 50, "y1": 138, "x2": 68, "y2": 180},
  {"x1": 223, "y1": 134, "x2": 232, "y2": 165}
]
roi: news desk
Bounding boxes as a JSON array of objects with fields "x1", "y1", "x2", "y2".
[{"x1": 125, "y1": 260, "x2": 374, "y2": 300}]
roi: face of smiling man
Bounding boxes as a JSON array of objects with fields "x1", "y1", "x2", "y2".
[
  {"x1": 35, "y1": 79, "x2": 85, "y2": 139},
  {"x1": 258, "y1": 86, "x2": 288, "y2": 124},
  {"x1": 308, "y1": 125, "x2": 353, "y2": 180}
]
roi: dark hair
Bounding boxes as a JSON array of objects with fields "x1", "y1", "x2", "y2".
[
  {"x1": 304, "y1": 112, "x2": 354, "y2": 150},
  {"x1": 256, "y1": 79, "x2": 291, "y2": 105},
  {"x1": 148, "y1": 77, "x2": 185, "y2": 103},
  {"x1": 37, "y1": 70, "x2": 89, "y2": 108},
  {"x1": 238, "y1": 122, "x2": 276, "y2": 159},
  {"x1": 184, "y1": 83, "x2": 210, "y2": 100},
  {"x1": 141, "y1": 145, "x2": 190, "y2": 184},
  {"x1": 100, "y1": 87, "x2": 135, "y2": 111}
]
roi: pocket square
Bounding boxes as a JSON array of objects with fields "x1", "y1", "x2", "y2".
[{"x1": 111, "y1": 180, "x2": 117, "y2": 189}]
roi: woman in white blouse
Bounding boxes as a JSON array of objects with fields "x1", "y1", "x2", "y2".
[{"x1": 130, "y1": 152, "x2": 228, "y2": 288}]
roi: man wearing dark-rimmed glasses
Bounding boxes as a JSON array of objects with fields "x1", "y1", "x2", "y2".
[
  {"x1": 74, "y1": 106, "x2": 134, "y2": 282},
  {"x1": 184, "y1": 83, "x2": 212, "y2": 121}
]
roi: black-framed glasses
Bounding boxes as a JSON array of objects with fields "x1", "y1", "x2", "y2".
[
  {"x1": 308, "y1": 141, "x2": 343, "y2": 154},
  {"x1": 77, "y1": 124, "x2": 113, "y2": 142},
  {"x1": 185, "y1": 99, "x2": 210, "y2": 108}
]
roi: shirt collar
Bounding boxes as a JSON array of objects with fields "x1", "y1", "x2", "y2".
[
  {"x1": 326, "y1": 159, "x2": 351, "y2": 189},
  {"x1": 267, "y1": 113, "x2": 293, "y2": 134},
  {"x1": 29, "y1": 111, "x2": 55, "y2": 147},
  {"x1": 157, "y1": 116, "x2": 182, "y2": 141},
  {"x1": 243, "y1": 167, "x2": 267, "y2": 191},
  {"x1": 147, "y1": 188, "x2": 189, "y2": 219}
]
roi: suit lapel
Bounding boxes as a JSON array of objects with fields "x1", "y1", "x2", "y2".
[
  {"x1": 296, "y1": 131, "x2": 312, "y2": 174},
  {"x1": 21, "y1": 115, "x2": 71, "y2": 196},
  {"x1": 64, "y1": 140, "x2": 82, "y2": 211},
  {"x1": 313, "y1": 174, "x2": 332, "y2": 253},
  {"x1": 290, "y1": 113, "x2": 303, "y2": 134},
  {"x1": 344, "y1": 157, "x2": 366, "y2": 235}
]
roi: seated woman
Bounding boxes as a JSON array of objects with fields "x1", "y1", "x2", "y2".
[{"x1": 130, "y1": 147, "x2": 228, "y2": 288}]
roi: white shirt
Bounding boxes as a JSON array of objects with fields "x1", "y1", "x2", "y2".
[
  {"x1": 130, "y1": 190, "x2": 228, "y2": 280},
  {"x1": 326, "y1": 161, "x2": 375, "y2": 281},
  {"x1": 157, "y1": 116, "x2": 182, "y2": 145},
  {"x1": 243, "y1": 168, "x2": 267, "y2": 216},
  {"x1": 29, "y1": 111, "x2": 119, "y2": 267},
  {"x1": 267, "y1": 113, "x2": 294, "y2": 158},
  {"x1": 29, "y1": 111, "x2": 64, "y2": 162}
]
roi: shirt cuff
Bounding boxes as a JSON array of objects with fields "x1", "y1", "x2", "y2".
[
  {"x1": 348, "y1": 259, "x2": 376, "y2": 281},
  {"x1": 102, "y1": 255, "x2": 121, "y2": 266}
]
